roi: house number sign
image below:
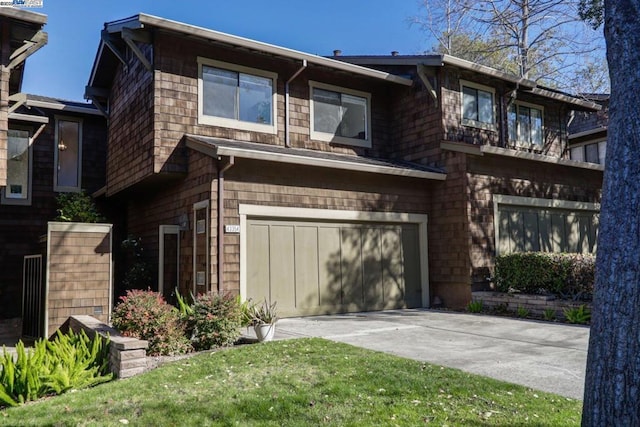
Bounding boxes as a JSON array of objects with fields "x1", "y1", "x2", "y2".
[{"x1": 225, "y1": 224, "x2": 240, "y2": 233}]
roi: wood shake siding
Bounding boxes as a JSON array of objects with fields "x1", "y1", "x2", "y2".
[{"x1": 0, "y1": 65, "x2": 7, "y2": 186}]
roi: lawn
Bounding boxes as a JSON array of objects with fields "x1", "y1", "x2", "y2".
[{"x1": 0, "y1": 338, "x2": 581, "y2": 426}]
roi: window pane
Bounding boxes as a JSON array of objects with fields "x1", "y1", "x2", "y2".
[
  {"x1": 202, "y1": 66, "x2": 237, "y2": 119},
  {"x1": 6, "y1": 130, "x2": 29, "y2": 199},
  {"x1": 462, "y1": 86, "x2": 477, "y2": 121},
  {"x1": 598, "y1": 141, "x2": 607, "y2": 166},
  {"x1": 508, "y1": 104, "x2": 517, "y2": 143},
  {"x1": 585, "y1": 143, "x2": 599, "y2": 163},
  {"x1": 570, "y1": 146, "x2": 585, "y2": 162},
  {"x1": 57, "y1": 120, "x2": 80, "y2": 188},
  {"x1": 239, "y1": 73, "x2": 272, "y2": 124},
  {"x1": 518, "y1": 106, "x2": 531, "y2": 144},
  {"x1": 340, "y1": 94, "x2": 367, "y2": 139},
  {"x1": 477, "y1": 90, "x2": 493, "y2": 123},
  {"x1": 313, "y1": 88, "x2": 341, "y2": 135},
  {"x1": 530, "y1": 108, "x2": 543, "y2": 145}
]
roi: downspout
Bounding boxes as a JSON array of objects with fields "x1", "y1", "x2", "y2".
[
  {"x1": 217, "y1": 156, "x2": 235, "y2": 293},
  {"x1": 285, "y1": 60, "x2": 307, "y2": 147}
]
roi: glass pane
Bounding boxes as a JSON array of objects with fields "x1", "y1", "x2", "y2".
[
  {"x1": 598, "y1": 141, "x2": 607, "y2": 166},
  {"x1": 313, "y1": 88, "x2": 341, "y2": 135},
  {"x1": 585, "y1": 143, "x2": 599, "y2": 163},
  {"x1": 6, "y1": 130, "x2": 29, "y2": 199},
  {"x1": 202, "y1": 66, "x2": 237, "y2": 119},
  {"x1": 340, "y1": 94, "x2": 367, "y2": 139},
  {"x1": 518, "y1": 106, "x2": 531, "y2": 144},
  {"x1": 57, "y1": 120, "x2": 80, "y2": 188},
  {"x1": 239, "y1": 73, "x2": 272, "y2": 124},
  {"x1": 530, "y1": 108, "x2": 543, "y2": 145},
  {"x1": 462, "y1": 86, "x2": 477, "y2": 121},
  {"x1": 570, "y1": 146, "x2": 585, "y2": 162},
  {"x1": 507, "y1": 104, "x2": 517, "y2": 143},
  {"x1": 477, "y1": 90, "x2": 493, "y2": 123}
]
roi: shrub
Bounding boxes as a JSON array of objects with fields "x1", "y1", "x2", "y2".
[
  {"x1": 467, "y1": 300, "x2": 483, "y2": 313},
  {"x1": 515, "y1": 306, "x2": 530, "y2": 318},
  {"x1": 112, "y1": 289, "x2": 191, "y2": 356},
  {"x1": 186, "y1": 293, "x2": 242, "y2": 350},
  {"x1": 55, "y1": 191, "x2": 104, "y2": 223},
  {"x1": 543, "y1": 308, "x2": 556, "y2": 321},
  {"x1": 563, "y1": 305, "x2": 591, "y2": 324},
  {"x1": 0, "y1": 329, "x2": 112, "y2": 408},
  {"x1": 494, "y1": 252, "x2": 595, "y2": 300}
]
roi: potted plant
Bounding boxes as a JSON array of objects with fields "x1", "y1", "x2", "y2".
[{"x1": 243, "y1": 299, "x2": 278, "y2": 342}]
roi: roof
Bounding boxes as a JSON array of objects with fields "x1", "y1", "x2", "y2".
[
  {"x1": 0, "y1": 7, "x2": 46, "y2": 25},
  {"x1": 88, "y1": 13, "x2": 413, "y2": 91},
  {"x1": 185, "y1": 135, "x2": 447, "y2": 181},
  {"x1": 331, "y1": 54, "x2": 600, "y2": 111},
  {"x1": 9, "y1": 94, "x2": 102, "y2": 123}
]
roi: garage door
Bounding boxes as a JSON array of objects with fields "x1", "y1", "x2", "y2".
[
  {"x1": 495, "y1": 198, "x2": 599, "y2": 255},
  {"x1": 246, "y1": 219, "x2": 422, "y2": 317}
]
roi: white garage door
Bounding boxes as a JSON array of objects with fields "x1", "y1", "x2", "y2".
[{"x1": 246, "y1": 219, "x2": 423, "y2": 317}]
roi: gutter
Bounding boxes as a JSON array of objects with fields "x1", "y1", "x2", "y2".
[
  {"x1": 217, "y1": 156, "x2": 235, "y2": 293},
  {"x1": 285, "y1": 60, "x2": 307, "y2": 147}
]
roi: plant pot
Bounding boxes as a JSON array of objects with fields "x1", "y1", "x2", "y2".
[{"x1": 254, "y1": 323, "x2": 276, "y2": 342}]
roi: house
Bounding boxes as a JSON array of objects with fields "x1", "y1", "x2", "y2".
[
  {"x1": 81, "y1": 13, "x2": 603, "y2": 316},
  {"x1": 0, "y1": 9, "x2": 109, "y2": 320},
  {"x1": 568, "y1": 94, "x2": 608, "y2": 166}
]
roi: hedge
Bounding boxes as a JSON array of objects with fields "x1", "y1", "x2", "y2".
[{"x1": 494, "y1": 252, "x2": 595, "y2": 300}]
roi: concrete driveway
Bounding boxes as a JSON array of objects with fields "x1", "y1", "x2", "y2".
[{"x1": 273, "y1": 309, "x2": 589, "y2": 400}]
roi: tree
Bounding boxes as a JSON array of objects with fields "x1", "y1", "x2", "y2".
[
  {"x1": 581, "y1": 0, "x2": 640, "y2": 424},
  {"x1": 414, "y1": 0, "x2": 605, "y2": 90}
]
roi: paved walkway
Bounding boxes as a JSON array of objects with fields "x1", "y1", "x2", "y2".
[{"x1": 272, "y1": 309, "x2": 590, "y2": 400}]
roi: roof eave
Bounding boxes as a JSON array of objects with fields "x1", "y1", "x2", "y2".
[{"x1": 0, "y1": 7, "x2": 46, "y2": 25}]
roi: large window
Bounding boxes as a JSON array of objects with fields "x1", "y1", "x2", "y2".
[
  {"x1": 54, "y1": 118, "x2": 82, "y2": 192},
  {"x1": 310, "y1": 81, "x2": 371, "y2": 148},
  {"x1": 570, "y1": 140, "x2": 606, "y2": 166},
  {"x1": 508, "y1": 102, "x2": 544, "y2": 146},
  {"x1": 2, "y1": 129, "x2": 31, "y2": 205},
  {"x1": 198, "y1": 58, "x2": 277, "y2": 134},
  {"x1": 461, "y1": 80, "x2": 495, "y2": 129}
]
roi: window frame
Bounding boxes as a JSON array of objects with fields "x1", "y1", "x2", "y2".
[
  {"x1": 309, "y1": 80, "x2": 372, "y2": 148},
  {"x1": 197, "y1": 57, "x2": 278, "y2": 134},
  {"x1": 54, "y1": 116, "x2": 83, "y2": 193},
  {"x1": 460, "y1": 79, "x2": 496, "y2": 131},
  {"x1": 569, "y1": 139, "x2": 607, "y2": 165},
  {"x1": 1, "y1": 126, "x2": 33, "y2": 206},
  {"x1": 508, "y1": 100, "x2": 545, "y2": 148}
]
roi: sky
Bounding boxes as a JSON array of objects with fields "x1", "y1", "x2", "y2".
[{"x1": 21, "y1": 1, "x2": 431, "y2": 102}]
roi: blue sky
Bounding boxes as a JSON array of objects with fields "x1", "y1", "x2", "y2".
[{"x1": 21, "y1": 1, "x2": 429, "y2": 101}]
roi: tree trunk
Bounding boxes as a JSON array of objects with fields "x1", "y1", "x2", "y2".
[{"x1": 582, "y1": 0, "x2": 640, "y2": 425}]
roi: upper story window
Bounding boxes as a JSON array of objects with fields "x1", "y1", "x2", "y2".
[
  {"x1": 508, "y1": 101, "x2": 544, "y2": 147},
  {"x1": 198, "y1": 57, "x2": 277, "y2": 134},
  {"x1": 54, "y1": 117, "x2": 82, "y2": 192},
  {"x1": 461, "y1": 80, "x2": 495, "y2": 130},
  {"x1": 309, "y1": 81, "x2": 371, "y2": 148},
  {"x1": 1, "y1": 129, "x2": 32, "y2": 205},
  {"x1": 570, "y1": 140, "x2": 606, "y2": 166}
]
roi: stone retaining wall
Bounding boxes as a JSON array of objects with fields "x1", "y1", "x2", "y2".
[
  {"x1": 472, "y1": 291, "x2": 591, "y2": 319},
  {"x1": 59, "y1": 315, "x2": 148, "y2": 379}
]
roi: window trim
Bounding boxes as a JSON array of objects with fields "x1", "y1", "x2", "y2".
[
  {"x1": 460, "y1": 79, "x2": 496, "y2": 131},
  {"x1": 569, "y1": 138, "x2": 607, "y2": 165},
  {"x1": 508, "y1": 100, "x2": 545, "y2": 148},
  {"x1": 1, "y1": 126, "x2": 33, "y2": 206},
  {"x1": 197, "y1": 57, "x2": 278, "y2": 134},
  {"x1": 54, "y1": 116, "x2": 83, "y2": 193},
  {"x1": 309, "y1": 80, "x2": 372, "y2": 148}
]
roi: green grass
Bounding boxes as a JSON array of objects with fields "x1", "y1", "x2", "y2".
[{"x1": 0, "y1": 338, "x2": 581, "y2": 426}]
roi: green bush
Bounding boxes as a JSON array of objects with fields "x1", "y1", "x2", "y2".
[
  {"x1": 0, "y1": 329, "x2": 112, "y2": 408},
  {"x1": 55, "y1": 191, "x2": 105, "y2": 223},
  {"x1": 112, "y1": 289, "x2": 191, "y2": 356},
  {"x1": 466, "y1": 300, "x2": 483, "y2": 313},
  {"x1": 186, "y1": 293, "x2": 243, "y2": 350},
  {"x1": 494, "y1": 252, "x2": 595, "y2": 300},
  {"x1": 563, "y1": 305, "x2": 591, "y2": 324}
]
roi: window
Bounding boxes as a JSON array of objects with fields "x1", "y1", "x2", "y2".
[
  {"x1": 310, "y1": 81, "x2": 371, "y2": 148},
  {"x1": 198, "y1": 58, "x2": 277, "y2": 134},
  {"x1": 508, "y1": 102, "x2": 544, "y2": 146},
  {"x1": 54, "y1": 117, "x2": 82, "y2": 192},
  {"x1": 461, "y1": 80, "x2": 495, "y2": 130},
  {"x1": 570, "y1": 140, "x2": 607, "y2": 165},
  {"x1": 2, "y1": 129, "x2": 31, "y2": 205}
]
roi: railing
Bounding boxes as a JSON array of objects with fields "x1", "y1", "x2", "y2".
[{"x1": 22, "y1": 254, "x2": 43, "y2": 338}]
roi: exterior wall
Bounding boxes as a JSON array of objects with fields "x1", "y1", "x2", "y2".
[
  {"x1": 46, "y1": 224, "x2": 112, "y2": 337},
  {"x1": 0, "y1": 111, "x2": 106, "y2": 319},
  {"x1": 106, "y1": 44, "x2": 155, "y2": 196},
  {"x1": 466, "y1": 154, "x2": 603, "y2": 287},
  {"x1": 0, "y1": 65, "x2": 7, "y2": 187},
  {"x1": 570, "y1": 98, "x2": 609, "y2": 135}
]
